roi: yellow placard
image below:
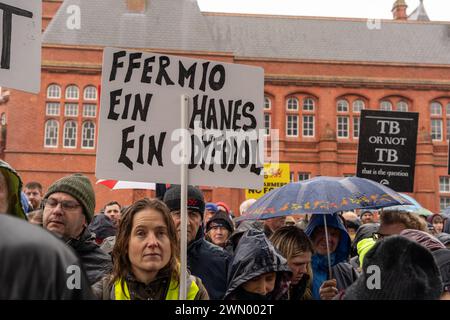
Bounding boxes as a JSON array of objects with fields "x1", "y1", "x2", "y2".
[{"x1": 245, "y1": 163, "x2": 290, "y2": 199}]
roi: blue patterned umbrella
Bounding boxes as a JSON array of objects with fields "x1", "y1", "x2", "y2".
[{"x1": 238, "y1": 176, "x2": 412, "y2": 221}]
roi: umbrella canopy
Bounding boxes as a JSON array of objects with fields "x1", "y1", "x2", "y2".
[
  {"x1": 96, "y1": 179, "x2": 155, "y2": 190},
  {"x1": 238, "y1": 176, "x2": 411, "y2": 221},
  {"x1": 384, "y1": 193, "x2": 433, "y2": 217}
]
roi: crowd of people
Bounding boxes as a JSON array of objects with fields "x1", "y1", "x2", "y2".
[{"x1": 1, "y1": 158, "x2": 450, "y2": 300}]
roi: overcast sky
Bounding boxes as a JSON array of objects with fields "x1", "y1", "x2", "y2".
[{"x1": 197, "y1": 0, "x2": 450, "y2": 21}]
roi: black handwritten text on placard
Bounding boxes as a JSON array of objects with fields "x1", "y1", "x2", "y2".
[
  {"x1": 0, "y1": 2, "x2": 33, "y2": 69},
  {"x1": 356, "y1": 110, "x2": 419, "y2": 192},
  {"x1": 106, "y1": 51, "x2": 261, "y2": 175}
]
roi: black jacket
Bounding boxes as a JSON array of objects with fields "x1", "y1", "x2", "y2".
[
  {"x1": 0, "y1": 215, "x2": 93, "y2": 299},
  {"x1": 187, "y1": 227, "x2": 231, "y2": 300},
  {"x1": 67, "y1": 228, "x2": 113, "y2": 285},
  {"x1": 225, "y1": 229, "x2": 292, "y2": 300}
]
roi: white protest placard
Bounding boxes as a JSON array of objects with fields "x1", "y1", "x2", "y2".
[
  {"x1": 96, "y1": 48, "x2": 264, "y2": 189},
  {"x1": 0, "y1": 0, "x2": 41, "y2": 93}
]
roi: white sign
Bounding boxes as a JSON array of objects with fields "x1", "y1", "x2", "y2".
[
  {"x1": 0, "y1": 1, "x2": 41, "y2": 93},
  {"x1": 96, "y1": 48, "x2": 264, "y2": 189}
]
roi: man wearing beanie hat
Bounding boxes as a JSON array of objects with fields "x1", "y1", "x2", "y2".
[
  {"x1": 343, "y1": 235, "x2": 443, "y2": 300},
  {"x1": 164, "y1": 185, "x2": 231, "y2": 300},
  {"x1": 43, "y1": 174, "x2": 112, "y2": 285},
  {"x1": 205, "y1": 210, "x2": 234, "y2": 248}
]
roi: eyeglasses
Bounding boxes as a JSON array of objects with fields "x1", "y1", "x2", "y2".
[{"x1": 44, "y1": 198, "x2": 81, "y2": 211}]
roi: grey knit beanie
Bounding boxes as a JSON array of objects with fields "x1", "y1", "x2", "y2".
[{"x1": 44, "y1": 174, "x2": 95, "y2": 223}]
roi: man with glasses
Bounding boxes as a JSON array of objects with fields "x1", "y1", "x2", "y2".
[{"x1": 43, "y1": 174, "x2": 112, "y2": 285}]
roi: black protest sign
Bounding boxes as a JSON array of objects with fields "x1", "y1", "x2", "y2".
[{"x1": 356, "y1": 110, "x2": 419, "y2": 192}]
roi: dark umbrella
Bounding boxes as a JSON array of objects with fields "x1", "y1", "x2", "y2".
[{"x1": 237, "y1": 176, "x2": 412, "y2": 278}]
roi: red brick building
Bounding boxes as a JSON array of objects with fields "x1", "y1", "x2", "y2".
[{"x1": 4, "y1": 0, "x2": 450, "y2": 214}]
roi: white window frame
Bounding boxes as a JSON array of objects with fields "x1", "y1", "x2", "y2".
[
  {"x1": 46, "y1": 102, "x2": 60, "y2": 116},
  {"x1": 440, "y1": 197, "x2": 450, "y2": 210},
  {"x1": 431, "y1": 102, "x2": 442, "y2": 116},
  {"x1": 337, "y1": 100, "x2": 349, "y2": 113},
  {"x1": 63, "y1": 121, "x2": 77, "y2": 148},
  {"x1": 302, "y1": 115, "x2": 314, "y2": 137},
  {"x1": 431, "y1": 119, "x2": 443, "y2": 141},
  {"x1": 44, "y1": 120, "x2": 59, "y2": 148},
  {"x1": 264, "y1": 113, "x2": 271, "y2": 136},
  {"x1": 397, "y1": 101, "x2": 408, "y2": 112},
  {"x1": 353, "y1": 116, "x2": 360, "y2": 139},
  {"x1": 380, "y1": 101, "x2": 393, "y2": 111},
  {"x1": 298, "y1": 172, "x2": 310, "y2": 181},
  {"x1": 47, "y1": 84, "x2": 61, "y2": 99},
  {"x1": 83, "y1": 104, "x2": 96, "y2": 117},
  {"x1": 439, "y1": 177, "x2": 450, "y2": 193},
  {"x1": 286, "y1": 115, "x2": 298, "y2": 137},
  {"x1": 286, "y1": 97, "x2": 299, "y2": 111},
  {"x1": 352, "y1": 100, "x2": 365, "y2": 113},
  {"x1": 337, "y1": 116, "x2": 349, "y2": 138},
  {"x1": 82, "y1": 121, "x2": 95, "y2": 149},
  {"x1": 264, "y1": 96, "x2": 271, "y2": 110},
  {"x1": 65, "y1": 85, "x2": 79, "y2": 100},
  {"x1": 65, "y1": 103, "x2": 79, "y2": 117},
  {"x1": 83, "y1": 86, "x2": 97, "y2": 101},
  {"x1": 303, "y1": 98, "x2": 315, "y2": 111}
]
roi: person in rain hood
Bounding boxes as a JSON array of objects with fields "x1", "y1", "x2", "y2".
[
  {"x1": 305, "y1": 213, "x2": 358, "y2": 300},
  {"x1": 0, "y1": 160, "x2": 27, "y2": 219},
  {"x1": 224, "y1": 229, "x2": 292, "y2": 300},
  {"x1": 163, "y1": 185, "x2": 231, "y2": 300}
]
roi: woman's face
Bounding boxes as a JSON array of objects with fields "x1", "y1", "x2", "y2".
[
  {"x1": 128, "y1": 209, "x2": 172, "y2": 282},
  {"x1": 242, "y1": 272, "x2": 276, "y2": 296},
  {"x1": 432, "y1": 216, "x2": 444, "y2": 233}
]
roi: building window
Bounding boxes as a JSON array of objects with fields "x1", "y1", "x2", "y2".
[
  {"x1": 337, "y1": 116, "x2": 349, "y2": 138},
  {"x1": 431, "y1": 119, "x2": 443, "y2": 141},
  {"x1": 83, "y1": 104, "x2": 96, "y2": 117},
  {"x1": 65, "y1": 85, "x2": 79, "y2": 100},
  {"x1": 440, "y1": 177, "x2": 450, "y2": 193},
  {"x1": 397, "y1": 101, "x2": 408, "y2": 112},
  {"x1": 264, "y1": 96, "x2": 271, "y2": 110},
  {"x1": 0, "y1": 113, "x2": 5, "y2": 125},
  {"x1": 303, "y1": 115, "x2": 314, "y2": 137},
  {"x1": 352, "y1": 100, "x2": 365, "y2": 113},
  {"x1": 303, "y1": 98, "x2": 314, "y2": 111},
  {"x1": 353, "y1": 116, "x2": 360, "y2": 138},
  {"x1": 286, "y1": 115, "x2": 298, "y2": 137},
  {"x1": 298, "y1": 172, "x2": 310, "y2": 181},
  {"x1": 446, "y1": 103, "x2": 450, "y2": 116},
  {"x1": 264, "y1": 113, "x2": 271, "y2": 136},
  {"x1": 440, "y1": 197, "x2": 450, "y2": 210},
  {"x1": 65, "y1": 103, "x2": 79, "y2": 117},
  {"x1": 290, "y1": 171, "x2": 295, "y2": 182},
  {"x1": 337, "y1": 100, "x2": 349, "y2": 113},
  {"x1": 63, "y1": 121, "x2": 77, "y2": 148},
  {"x1": 431, "y1": 102, "x2": 442, "y2": 116},
  {"x1": 46, "y1": 102, "x2": 60, "y2": 116},
  {"x1": 83, "y1": 86, "x2": 97, "y2": 101},
  {"x1": 47, "y1": 84, "x2": 61, "y2": 99},
  {"x1": 44, "y1": 120, "x2": 59, "y2": 147},
  {"x1": 380, "y1": 101, "x2": 393, "y2": 111},
  {"x1": 286, "y1": 97, "x2": 299, "y2": 111},
  {"x1": 82, "y1": 121, "x2": 95, "y2": 149}
]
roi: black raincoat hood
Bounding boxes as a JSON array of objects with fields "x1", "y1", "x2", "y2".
[{"x1": 225, "y1": 229, "x2": 292, "y2": 299}]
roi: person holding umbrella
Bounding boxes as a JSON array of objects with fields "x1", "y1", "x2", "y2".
[{"x1": 305, "y1": 213, "x2": 358, "y2": 300}]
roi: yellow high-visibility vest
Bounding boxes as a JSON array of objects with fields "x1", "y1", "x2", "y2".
[{"x1": 114, "y1": 276, "x2": 199, "y2": 300}]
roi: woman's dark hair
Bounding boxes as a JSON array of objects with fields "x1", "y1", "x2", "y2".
[{"x1": 110, "y1": 198, "x2": 180, "y2": 290}]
